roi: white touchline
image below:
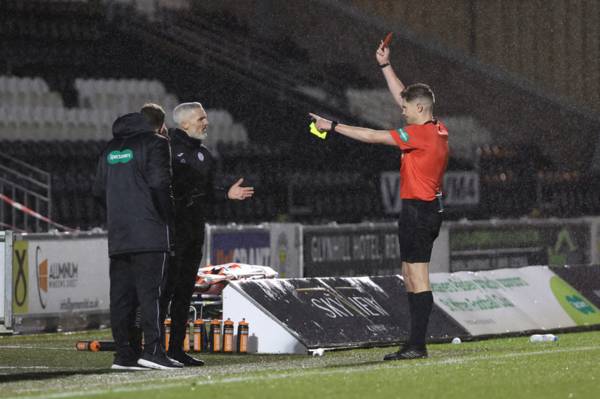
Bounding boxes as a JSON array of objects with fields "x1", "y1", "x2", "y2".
[
  {"x1": 5, "y1": 345, "x2": 600, "y2": 399},
  {"x1": 0, "y1": 366, "x2": 50, "y2": 370},
  {"x1": 0, "y1": 345, "x2": 75, "y2": 351}
]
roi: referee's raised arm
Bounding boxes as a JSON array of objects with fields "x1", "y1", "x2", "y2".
[{"x1": 376, "y1": 42, "x2": 405, "y2": 108}]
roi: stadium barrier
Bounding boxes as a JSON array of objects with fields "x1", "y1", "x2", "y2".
[
  {"x1": 206, "y1": 222, "x2": 448, "y2": 277},
  {"x1": 551, "y1": 264, "x2": 600, "y2": 311},
  {"x1": 222, "y1": 275, "x2": 467, "y2": 354},
  {"x1": 5, "y1": 231, "x2": 110, "y2": 333},
  {"x1": 204, "y1": 223, "x2": 303, "y2": 278},
  {"x1": 222, "y1": 266, "x2": 600, "y2": 354},
  {"x1": 208, "y1": 217, "x2": 600, "y2": 277},
  {"x1": 431, "y1": 265, "x2": 600, "y2": 336},
  {"x1": 302, "y1": 223, "x2": 402, "y2": 277},
  {"x1": 1, "y1": 231, "x2": 13, "y2": 333},
  {"x1": 446, "y1": 217, "x2": 600, "y2": 272},
  {"x1": 2, "y1": 217, "x2": 600, "y2": 334}
]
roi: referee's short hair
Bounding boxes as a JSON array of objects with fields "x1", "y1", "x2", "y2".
[
  {"x1": 140, "y1": 103, "x2": 166, "y2": 131},
  {"x1": 401, "y1": 83, "x2": 435, "y2": 106}
]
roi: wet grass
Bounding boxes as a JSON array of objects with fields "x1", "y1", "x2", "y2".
[{"x1": 1, "y1": 330, "x2": 599, "y2": 399}]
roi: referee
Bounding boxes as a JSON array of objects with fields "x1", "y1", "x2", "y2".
[{"x1": 309, "y1": 43, "x2": 448, "y2": 361}]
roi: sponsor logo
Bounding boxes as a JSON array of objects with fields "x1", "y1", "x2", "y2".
[
  {"x1": 310, "y1": 291, "x2": 390, "y2": 319},
  {"x1": 276, "y1": 232, "x2": 288, "y2": 272},
  {"x1": 107, "y1": 149, "x2": 133, "y2": 164},
  {"x1": 398, "y1": 128, "x2": 409, "y2": 142},
  {"x1": 60, "y1": 297, "x2": 99, "y2": 311},
  {"x1": 547, "y1": 228, "x2": 577, "y2": 266},
  {"x1": 308, "y1": 234, "x2": 387, "y2": 263},
  {"x1": 36, "y1": 246, "x2": 48, "y2": 309},
  {"x1": 214, "y1": 247, "x2": 271, "y2": 265},
  {"x1": 380, "y1": 172, "x2": 402, "y2": 214},
  {"x1": 35, "y1": 246, "x2": 79, "y2": 309},
  {"x1": 48, "y1": 261, "x2": 79, "y2": 289},
  {"x1": 550, "y1": 276, "x2": 600, "y2": 325},
  {"x1": 12, "y1": 241, "x2": 29, "y2": 314},
  {"x1": 212, "y1": 232, "x2": 271, "y2": 265}
]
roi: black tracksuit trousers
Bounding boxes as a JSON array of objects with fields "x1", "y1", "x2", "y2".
[
  {"x1": 110, "y1": 252, "x2": 168, "y2": 360},
  {"x1": 160, "y1": 216, "x2": 205, "y2": 353}
]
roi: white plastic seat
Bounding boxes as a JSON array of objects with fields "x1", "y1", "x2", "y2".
[{"x1": 0, "y1": 107, "x2": 9, "y2": 139}]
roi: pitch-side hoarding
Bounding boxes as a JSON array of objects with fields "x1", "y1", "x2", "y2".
[{"x1": 10, "y1": 233, "x2": 110, "y2": 332}]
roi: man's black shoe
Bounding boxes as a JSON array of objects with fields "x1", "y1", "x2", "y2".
[
  {"x1": 383, "y1": 345, "x2": 428, "y2": 361},
  {"x1": 137, "y1": 351, "x2": 183, "y2": 370},
  {"x1": 168, "y1": 350, "x2": 205, "y2": 367},
  {"x1": 167, "y1": 355, "x2": 184, "y2": 368},
  {"x1": 111, "y1": 357, "x2": 148, "y2": 371}
]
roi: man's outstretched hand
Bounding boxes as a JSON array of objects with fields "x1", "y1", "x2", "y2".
[
  {"x1": 309, "y1": 113, "x2": 333, "y2": 131},
  {"x1": 227, "y1": 178, "x2": 254, "y2": 200}
]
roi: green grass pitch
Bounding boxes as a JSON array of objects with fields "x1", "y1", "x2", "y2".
[{"x1": 1, "y1": 329, "x2": 599, "y2": 399}]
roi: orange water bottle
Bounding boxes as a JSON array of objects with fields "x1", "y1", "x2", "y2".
[
  {"x1": 210, "y1": 319, "x2": 222, "y2": 352},
  {"x1": 223, "y1": 319, "x2": 234, "y2": 353},
  {"x1": 75, "y1": 340, "x2": 115, "y2": 352},
  {"x1": 193, "y1": 319, "x2": 204, "y2": 352},
  {"x1": 237, "y1": 319, "x2": 249, "y2": 354},
  {"x1": 183, "y1": 321, "x2": 191, "y2": 352},
  {"x1": 164, "y1": 318, "x2": 171, "y2": 352}
]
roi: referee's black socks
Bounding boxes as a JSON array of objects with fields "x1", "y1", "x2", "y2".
[{"x1": 408, "y1": 291, "x2": 433, "y2": 348}]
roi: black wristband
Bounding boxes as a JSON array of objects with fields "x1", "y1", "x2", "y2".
[
  {"x1": 329, "y1": 121, "x2": 338, "y2": 132},
  {"x1": 379, "y1": 63, "x2": 390, "y2": 68}
]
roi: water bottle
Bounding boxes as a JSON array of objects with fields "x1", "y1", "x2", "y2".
[
  {"x1": 193, "y1": 319, "x2": 204, "y2": 352},
  {"x1": 542, "y1": 334, "x2": 558, "y2": 342},
  {"x1": 223, "y1": 318, "x2": 235, "y2": 353},
  {"x1": 529, "y1": 334, "x2": 558, "y2": 342},
  {"x1": 210, "y1": 319, "x2": 222, "y2": 352},
  {"x1": 164, "y1": 318, "x2": 171, "y2": 351},
  {"x1": 237, "y1": 319, "x2": 249, "y2": 354}
]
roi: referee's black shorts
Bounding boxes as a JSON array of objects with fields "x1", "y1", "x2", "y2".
[{"x1": 398, "y1": 199, "x2": 442, "y2": 263}]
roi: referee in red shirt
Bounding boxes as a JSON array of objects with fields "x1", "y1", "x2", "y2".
[{"x1": 310, "y1": 42, "x2": 448, "y2": 361}]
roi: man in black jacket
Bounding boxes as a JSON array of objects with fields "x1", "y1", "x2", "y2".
[
  {"x1": 93, "y1": 112, "x2": 180, "y2": 370},
  {"x1": 160, "y1": 102, "x2": 253, "y2": 366}
]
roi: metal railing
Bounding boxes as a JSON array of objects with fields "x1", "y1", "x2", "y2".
[{"x1": 0, "y1": 151, "x2": 51, "y2": 232}]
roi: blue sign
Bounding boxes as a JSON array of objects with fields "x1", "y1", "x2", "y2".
[{"x1": 211, "y1": 231, "x2": 270, "y2": 266}]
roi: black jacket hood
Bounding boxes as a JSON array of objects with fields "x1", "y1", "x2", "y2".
[{"x1": 112, "y1": 113, "x2": 154, "y2": 138}]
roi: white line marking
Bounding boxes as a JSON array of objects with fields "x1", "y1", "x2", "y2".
[
  {"x1": 0, "y1": 345, "x2": 73, "y2": 351},
  {"x1": 4, "y1": 345, "x2": 600, "y2": 399},
  {"x1": 0, "y1": 366, "x2": 50, "y2": 370}
]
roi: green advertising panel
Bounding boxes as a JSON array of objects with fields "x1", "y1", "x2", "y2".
[{"x1": 449, "y1": 222, "x2": 590, "y2": 272}]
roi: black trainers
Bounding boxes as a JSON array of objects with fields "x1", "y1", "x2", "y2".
[
  {"x1": 111, "y1": 358, "x2": 148, "y2": 371},
  {"x1": 137, "y1": 351, "x2": 184, "y2": 370},
  {"x1": 383, "y1": 345, "x2": 428, "y2": 361},
  {"x1": 168, "y1": 350, "x2": 205, "y2": 367},
  {"x1": 167, "y1": 355, "x2": 184, "y2": 368}
]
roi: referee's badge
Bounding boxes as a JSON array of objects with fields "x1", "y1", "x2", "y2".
[
  {"x1": 398, "y1": 128, "x2": 410, "y2": 142},
  {"x1": 197, "y1": 152, "x2": 205, "y2": 162}
]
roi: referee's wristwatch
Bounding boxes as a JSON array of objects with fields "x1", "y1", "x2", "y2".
[{"x1": 329, "y1": 121, "x2": 338, "y2": 132}]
